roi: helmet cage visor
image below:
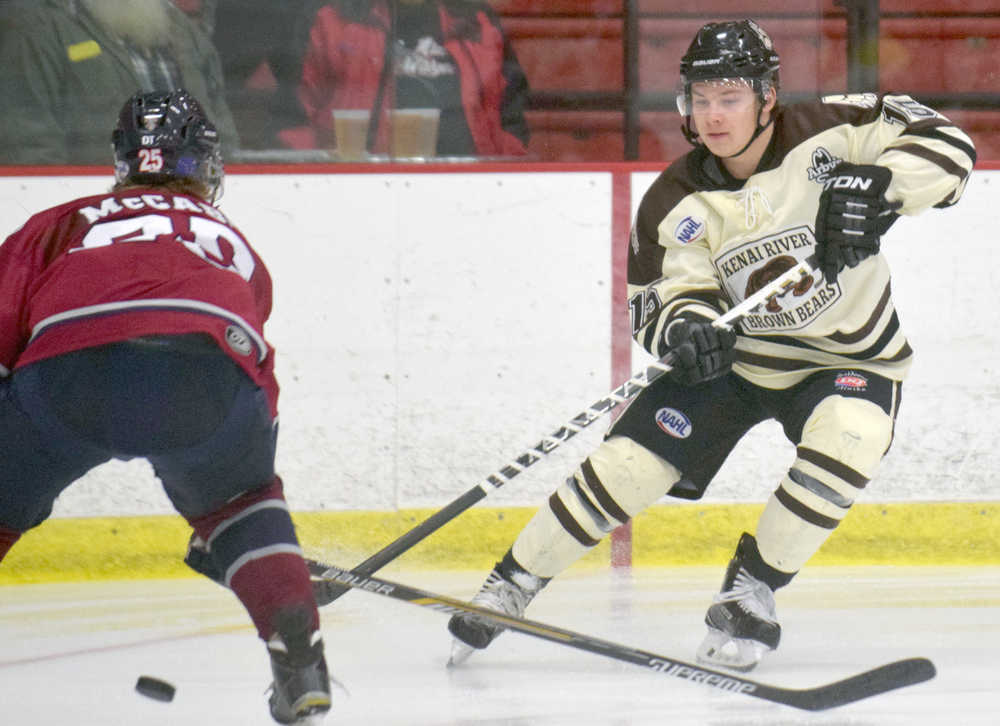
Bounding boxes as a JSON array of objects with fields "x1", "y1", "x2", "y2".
[{"x1": 676, "y1": 77, "x2": 773, "y2": 116}]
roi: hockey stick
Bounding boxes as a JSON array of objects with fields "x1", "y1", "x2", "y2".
[
  {"x1": 311, "y1": 562, "x2": 935, "y2": 711},
  {"x1": 308, "y1": 254, "x2": 820, "y2": 605}
]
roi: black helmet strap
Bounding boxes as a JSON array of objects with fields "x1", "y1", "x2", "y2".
[
  {"x1": 680, "y1": 86, "x2": 775, "y2": 159},
  {"x1": 722, "y1": 103, "x2": 774, "y2": 158}
]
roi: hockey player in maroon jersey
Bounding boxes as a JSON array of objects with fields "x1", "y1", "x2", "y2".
[
  {"x1": 0, "y1": 89, "x2": 330, "y2": 723},
  {"x1": 448, "y1": 20, "x2": 976, "y2": 672}
]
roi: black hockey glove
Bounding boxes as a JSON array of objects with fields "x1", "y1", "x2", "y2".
[
  {"x1": 814, "y1": 162, "x2": 901, "y2": 284},
  {"x1": 664, "y1": 316, "x2": 737, "y2": 386}
]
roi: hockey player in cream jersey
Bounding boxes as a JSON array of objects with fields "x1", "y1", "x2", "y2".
[{"x1": 447, "y1": 19, "x2": 975, "y2": 671}]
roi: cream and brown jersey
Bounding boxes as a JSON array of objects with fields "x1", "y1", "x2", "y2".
[{"x1": 629, "y1": 93, "x2": 976, "y2": 389}]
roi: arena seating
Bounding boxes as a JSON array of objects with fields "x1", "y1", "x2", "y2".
[{"x1": 491, "y1": 1, "x2": 1000, "y2": 161}]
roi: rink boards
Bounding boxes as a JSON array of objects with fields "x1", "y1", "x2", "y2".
[{"x1": 0, "y1": 164, "x2": 996, "y2": 583}]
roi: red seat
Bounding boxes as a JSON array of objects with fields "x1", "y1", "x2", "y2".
[
  {"x1": 878, "y1": 18, "x2": 1000, "y2": 93},
  {"x1": 940, "y1": 110, "x2": 1000, "y2": 161},
  {"x1": 491, "y1": 0, "x2": 623, "y2": 13},
  {"x1": 505, "y1": 18, "x2": 623, "y2": 91},
  {"x1": 639, "y1": 18, "x2": 836, "y2": 94},
  {"x1": 500, "y1": 7, "x2": 1000, "y2": 161},
  {"x1": 880, "y1": 0, "x2": 997, "y2": 10},
  {"x1": 526, "y1": 110, "x2": 690, "y2": 162},
  {"x1": 638, "y1": 0, "x2": 835, "y2": 11}
]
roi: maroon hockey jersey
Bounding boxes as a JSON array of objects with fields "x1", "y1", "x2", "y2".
[{"x1": 0, "y1": 187, "x2": 279, "y2": 414}]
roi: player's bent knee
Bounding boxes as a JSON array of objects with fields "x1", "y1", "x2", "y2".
[
  {"x1": 798, "y1": 395, "x2": 893, "y2": 486},
  {"x1": 587, "y1": 436, "x2": 683, "y2": 515},
  {"x1": 510, "y1": 437, "x2": 683, "y2": 577},
  {"x1": 551, "y1": 436, "x2": 682, "y2": 543},
  {"x1": 773, "y1": 395, "x2": 894, "y2": 535}
]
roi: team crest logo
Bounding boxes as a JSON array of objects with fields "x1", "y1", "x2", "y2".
[
  {"x1": 716, "y1": 227, "x2": 840, "y2": 333},
  {"x1": 807, "y1": 147, "x2": 843, "y2": 183},
  {"x1": 834, "y1": 371, "x2": 868, "y2": 391},
  {"x1": 674, "y1": 215, "x2": 705, "y2": 245},
  {"x1": 655, "y1": 407, "x2": 692, "y2": 439},
  {"x1": 746, "y1": 255, "x2": 815, "y2": 313}
]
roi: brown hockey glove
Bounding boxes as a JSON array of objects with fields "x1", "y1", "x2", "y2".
[
  {"x1": 664, "y1": 316, "x2": 737, "y2": 386},
  {"x1": 814, "y1": 162, "x2": 901, "y2": 284}
]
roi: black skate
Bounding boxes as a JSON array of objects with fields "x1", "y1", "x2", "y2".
[
  {"x1": 267, "y1": 607, "x2": 332, "y2": 724},
  {"x1": 448, "y1": 554, "x2": 548, "y2": 666},
  {"x1": 696, "y1": 534, "x2": 782, "y2": 672}
]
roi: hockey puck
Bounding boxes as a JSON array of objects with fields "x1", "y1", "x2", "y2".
[{"x1": 135, "y1": 675, "x2": 175, "y2": 702}]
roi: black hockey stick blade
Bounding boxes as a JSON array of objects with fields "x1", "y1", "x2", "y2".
[
  {"x1": 312, "y1": 562, "x2": 935, "y2": 711},
  {"x1": 766, "y1": 657, "x2": 936, "y2": 711}
]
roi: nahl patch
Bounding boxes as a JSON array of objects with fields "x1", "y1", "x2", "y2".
[
  {"x1": 674, "y1": 215, "x2": 705, "y2": 245},
  {"x1": 225, "y1": 325, "x2": 253, "y2": 356},
  {"x1": 834, "y1": 371, "x2": 868, "y2": 391},
  {"x1": 655, "y1": 407, "x2": 692, "y2": 439}
]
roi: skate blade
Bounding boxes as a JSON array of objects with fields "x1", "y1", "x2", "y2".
[
  {"x1": 696, "y1": 628, "x2": 769, "y2": 673},
  {"x1": 447, "y1": 639, "x2": 477, "y2": 668}
]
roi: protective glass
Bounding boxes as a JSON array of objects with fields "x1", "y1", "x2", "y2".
[{"x1": 676, "y1": 78, "x2": 757, "y2": 116}]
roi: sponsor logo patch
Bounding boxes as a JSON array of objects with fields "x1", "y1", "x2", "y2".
[
  {"x1": 655, "y1": 407, "x2": 692, "y2": 439},
  {"x1": 806, "y1": 146, "x2": 843, "y2": 184},
  {"x1": 225, "y1": 325, "x2": 253, "y2": 357},
  {"x1": 674, "y1": 215, "x2": 705, "y2": 245},
  {"x1": 834, "y1": 371, "x2": 868, "y2": 391}
]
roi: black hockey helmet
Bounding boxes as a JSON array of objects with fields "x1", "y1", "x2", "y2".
[
  {"x1": 679, "y1": 20, "x2": 780, "y2": 106},
  {"x1": 677, "y1": 20, "x2": 781, "y2": 150},
  {"x1": 111, "y1": 89, "x2": 224, "y2": 202}
]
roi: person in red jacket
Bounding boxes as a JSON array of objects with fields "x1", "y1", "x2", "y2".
[
  {"x1": 292, "y1": 0, "x2": 530, "y2": 157},
  {"x1": 0, "y1": 89, "x2": 330, "y2": 725}
]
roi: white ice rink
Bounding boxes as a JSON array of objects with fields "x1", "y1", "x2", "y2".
[{"x1": 2, "y1": 565, "x2": 997, "y2": 725}]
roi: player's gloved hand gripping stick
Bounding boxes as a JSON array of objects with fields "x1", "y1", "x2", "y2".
[
  {"x1": 664, "y1": 316, "x2": 738, "y2": 385},
  {"x1": 306, "y1": 254, "x2": 820, "y2": 606}
]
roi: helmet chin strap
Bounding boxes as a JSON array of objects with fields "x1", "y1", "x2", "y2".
[
  {"x1": 681, "y1": 99, "x2": 775, "y2": 158},
  {"x1": 722, "y1": 106, "x2": 774, "y2": 159}
]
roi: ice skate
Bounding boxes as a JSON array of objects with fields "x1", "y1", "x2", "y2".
[
  {"x1": 447, "y1": 555, "x2": 548, "y2": 666},
  {"x1": 267, "y1": 608, "x2": 332, "y2": 724},
  {"x1": 696, "y1": 535, "x2": 781, "y2": 672}
]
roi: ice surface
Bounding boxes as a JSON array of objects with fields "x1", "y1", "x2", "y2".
[{"x1": 1, "y1": 566, "x2": 996, "y2": 725}]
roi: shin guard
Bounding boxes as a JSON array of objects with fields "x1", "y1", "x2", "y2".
[{"x1": 187, "y1": 477, "x2": 316, "y2": 640}]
